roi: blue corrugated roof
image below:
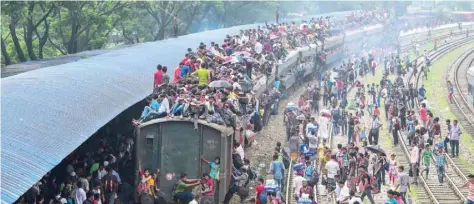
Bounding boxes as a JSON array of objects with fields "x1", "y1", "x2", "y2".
[
  {"x1": 0, "y1": 11, "x2": 354, "y2": 203},
  {"x1": 0, "y1": 23, "x2": 262, "y2": 203}
]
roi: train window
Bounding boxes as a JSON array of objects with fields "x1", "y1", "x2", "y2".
[{"x1": 146, "y1": 134, "x2": 154, "y2": 150}]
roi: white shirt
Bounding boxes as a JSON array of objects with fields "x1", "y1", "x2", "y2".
[
  {"x1": 233, "y1": 82, "x2": 242, "y2": 91},
  {"x1": 189, "y1": 199, "x2": 199, "y2": 204},
  {"x1": 92, "y1": 189, "x2": 102, "y2": 204},
  {"x1": 73, "y1": 188, "x2": 86, "y2": 204},
  {"x1": 236, "y1": 145, "x2": 245, "y2": 160},
  {"x1": 98, "y1": 169, "x2": 106, "y2": 180},
  {"x1": 348, "y1": 196, "x2": 363, "y2": 204},
  {"x1": 421, "y1": 99, "x2": 430, "y2": 109},
  {"x1": 308, "y1": 134, "x2": 318, "y2": 149},
  {"x1": 325, "y1": 160, "x2": 340, "y2": 179},
  {"x1": 79, "y1": 177, "x2": 89, "y2": 192},
  {"x1": 158, "y1": 97, "x2": 170, "y2": 114},
  {"x1": 254, "y1": 42, "x2": 263, "y2": 54},
  {"x1": 336, "y1": 185, "x2": 351, "y2": 201},
  {"x1": 292, "y1": 175, "x2": 306, "y2": 196}
]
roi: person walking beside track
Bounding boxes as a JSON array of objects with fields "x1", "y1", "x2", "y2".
[
  {"x1": 447, "y1": 80, "x2": 454, "y2": 104},
  {"x1": 368, "y1": 115, "x2": 381, "y2": 145},
  {"x1": 444, "y1": 119, "x2": 452, "y2": 154},
  {"x1": 434, "y1": 147, "x2": 447, "y2": 186},
  {"x1": 448, "y1": 120, "x2": 461, "y2": 158},
  {"x1": 394, "y1": 165, "x2": 409, "y2": 204}
]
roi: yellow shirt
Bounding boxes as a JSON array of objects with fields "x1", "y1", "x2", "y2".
[
  {"x1": 145, "y1": 176, "x2": 155, "y2": 194},
  {"x1": 318, "y1": 144, "x2": 327, "y2": 158},
  {"x1": 194, "y1": 68, "x2": 210, "y2": 86}
]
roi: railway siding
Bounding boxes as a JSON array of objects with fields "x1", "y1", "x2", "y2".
[{"x1": 411, "y1": 40, "x2": 474, "y2": 203}]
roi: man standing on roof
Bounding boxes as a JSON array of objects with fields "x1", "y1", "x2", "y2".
[
  {"x1": 276, "y1": 7, "x2": 280, "y2": 24},
  {"x1": 154, "y1": 65, "x2": 163, "y2": 88},
  {"x1": 173, "y1": 62, "x2": 183, "y2": 83},
  {"x1": 173, "y1": 14, "x2": 179, "y2": 38}
]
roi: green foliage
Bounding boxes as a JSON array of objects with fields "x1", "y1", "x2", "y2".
[{"x1": 0, "y1": 1, "x2": 399, "y2": 66}]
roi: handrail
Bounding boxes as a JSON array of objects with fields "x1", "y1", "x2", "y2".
[{"x1": 397, "y1": 130, "x2": 440, "y2": 204}]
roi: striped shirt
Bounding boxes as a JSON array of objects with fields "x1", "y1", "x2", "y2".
[
  {"x1": 434, "y1": 151, "x2": 446, "y2": 167},
  {"x1": 449, "y1": 125, "x2": 462, "y2": 140}
]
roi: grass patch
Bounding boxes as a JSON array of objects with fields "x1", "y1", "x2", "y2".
[{"x1": 423, "y1": 42, "x2": 474, "y2": 168}]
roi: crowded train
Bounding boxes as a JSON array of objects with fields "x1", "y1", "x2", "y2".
[{"x1": 18, "y1": 7, "x2": 465, "y2": 204}]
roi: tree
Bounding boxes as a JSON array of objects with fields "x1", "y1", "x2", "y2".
[
  {"x1": 48, "y1": 1, "x2": 126, "y2": 54},
  {"x1": 4, "y1": 1, "x2": 27, "y2": 62},
  {"x1": 140, "y1": 1, "x2": 185, "y2": 40},
  {"x1": 1, "y1": 35, "x2": 12, "y2": 65},
  {"x1": 23, "y1": 2, "x2": 55, "y2": 60}
]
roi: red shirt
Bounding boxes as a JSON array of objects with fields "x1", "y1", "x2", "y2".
[
  {"x1": 278, "y1": 26, "x2": 285, "y2": 32},
  {"x1": 336, "y1": 80, "x2": 342, "y2": 89},
  {"x1": 203, "y1": 179, "x2": 214, "y2": 196},
  {"x1": 302, "y1": 27, "x2": 308, "y2": 34},
  {"x1": 256, "y1": 184, "x2": 265, "y2": 204},
  {"x1": 154, "y1": 70, "x2": 163, "y2": 87},
  {"x1": 374, "y1": 108, "x2": 380, "y2": 117},
  {"x1": 419, "y1": 107, "x2": 428, "y2": 121},
  {"x1": 173, "y1": 66, "x2": 181, "y2": 83}
]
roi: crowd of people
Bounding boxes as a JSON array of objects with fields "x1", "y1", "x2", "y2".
[
  {"x1": 18, "y1": 131, "x2": 135, "y2": 204},
  {"x1": 15, "y1": 7, "x2": 392, "y2": 204},
  {"x1": 277, "y1": 40, "x2": 474, "y2": 204}
]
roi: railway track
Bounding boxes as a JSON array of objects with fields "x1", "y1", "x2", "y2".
[
  {"x1": 400, "y1": 31, "x2": 468, "y2": 53},
  {"x1": 283, "y1": 34, "x2": 470, "y2": 204},
  {"x1": 285, "y1": 102, "x2": 336, "y2": 204},
  {"x1": 449, "y1": 48, "x2": 474, "y2": 142},
  {"x1": 403, "y1": 37, "x2": 473, "y2": 204}
]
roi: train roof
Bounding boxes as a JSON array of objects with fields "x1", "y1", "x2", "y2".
[
  {"x1": 0, "y1": 21, "x2": 263, "y2": 204},
  {"x1": 0, "y1": 10, "x2": 356, "y2": 203},
  {"x1": 138, "y1": 118, "x2": 235, "y2": 136}
]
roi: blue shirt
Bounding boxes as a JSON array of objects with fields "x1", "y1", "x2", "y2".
[
  {"x1": 151, "y1": 99, "x2": 160, "y2": 111},
  {"x1": 225, "y1": 47, "x2": 233, "y2": 56},
  {"x1": 434, "y1": 151, "x2": 446, "y2": 167},
  {"x1": 419, "y1": 87, "x2": 426, "y2": 97},
  {"x1": 259, "y1": 193, "x2": 267, "y2": 204},
  {"x1": 209, "y1": 162, "x2": 220, "y2": 180},
  {"x1": 180, "y1": 65, "x2": 190, "y2": 77},
  {"x1": 384, "y1": 198, "x2": 398, "y2": 204},
  {"x1": 408, "y1": 120, "x2": 415, "y2": 133},
  {"x1": 271, "y1": 160, "x2": 285, "y2": 179},
  {"x1": 274, "y1": 80, "x2": 280, "y2": 91}
]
